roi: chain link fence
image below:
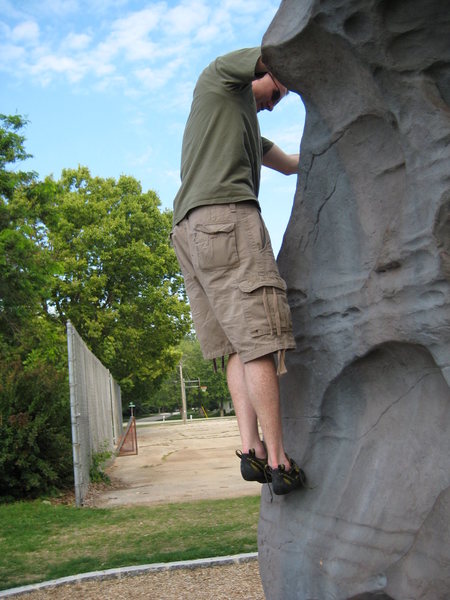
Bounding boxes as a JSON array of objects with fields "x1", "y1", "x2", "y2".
[{"x1": 67, "y1": 320, "x2": 123, "y2": 506}]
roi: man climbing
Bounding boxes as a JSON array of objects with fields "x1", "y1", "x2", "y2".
[{"x1": 171, "y1": 47, "x2": 306, "y2": 495}]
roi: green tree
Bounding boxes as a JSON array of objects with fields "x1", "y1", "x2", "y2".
[
  {"x1": 0, "y1": 115, "x2": 72, "y2": 501},
  {"x1": 149, "y1": 337, "x2": 231, "y2": 417},
  {"x1": 0, "y1": 114, "x2": 45, "y2": 338},
  {"x1": 149, "y1": 375, "x2": 180, "y2": 414},
  {"x1": 44, "y1": 167, "x2": 190, "y2": 405},
  {"x1": 0, "y1": 114, "x2": 34, "y2": 201},
  {"x1": 180, "y1": 338, "x2": 230, "y2": 415}
]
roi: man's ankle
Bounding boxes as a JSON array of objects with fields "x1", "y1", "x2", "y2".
[
  {"x1": 247, "y1": 441, "x2": 266, "y2": 460},
  {"x1": 268, "y1": 453, "x2": 290, "y2": 470}
]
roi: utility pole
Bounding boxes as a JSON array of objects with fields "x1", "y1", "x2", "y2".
[{"x1": 179, "y1": 362, "x2": 187, "y2": 424}]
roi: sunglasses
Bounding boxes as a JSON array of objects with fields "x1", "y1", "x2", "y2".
[{"x1": 268, "y1": 73, "x2": 282, "y2": 103}]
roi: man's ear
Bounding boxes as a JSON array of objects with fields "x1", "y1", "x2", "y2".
[{"x1": 255, "y1": 57, "x2": 268, "y2": 77}]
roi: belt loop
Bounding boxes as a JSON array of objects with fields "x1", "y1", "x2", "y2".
[{"x1": 229, "y1": 203, "x2": 236, "y2": 212}]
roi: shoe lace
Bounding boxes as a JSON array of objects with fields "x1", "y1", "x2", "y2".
[{"x1": 264, "y1": 465, "x2": 274, "y2": 503}]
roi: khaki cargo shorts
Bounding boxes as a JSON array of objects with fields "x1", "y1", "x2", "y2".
[{"x1": 171, "y1": 201, "x2": 295, "y2": 371}]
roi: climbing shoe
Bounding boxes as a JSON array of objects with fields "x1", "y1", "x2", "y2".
[
  {"x1": 267, "y1": 457, "x2": 307, "y2": 495},
  {"x1": 236, "y1": 449, "x2": 271, "y2": 484}
]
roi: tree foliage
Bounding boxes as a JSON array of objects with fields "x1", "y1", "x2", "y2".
[
  {"x1": 0, "y1": 322, "x2": 72, "y2": 501},
  {"x1": 0, "y1": 115, "x2": 72, "y2": 501},
  {"x1": 0, "y1": 114, "x2": 35, "y2": 202},
  {"x1": 44, "y1": 166, "x2": 190, "y2": 401},
  {"x1": 149, "y1": 337, "x2": 231, "y2": 416},
  {"x1": 0, "y1": 114, "x2": 47, "y2": 339}
]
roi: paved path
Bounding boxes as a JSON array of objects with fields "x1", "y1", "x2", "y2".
[{"x1": 93, "y1": 417, "x2": 261, "y2": 507}]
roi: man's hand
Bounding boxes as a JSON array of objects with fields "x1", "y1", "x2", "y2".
[{"x1": 263, "y1": 144, "x2": 299, "y2": 175}]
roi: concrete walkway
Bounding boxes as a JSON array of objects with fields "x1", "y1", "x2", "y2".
[{"x1": 93, "y1": 417, "x2": 261, "y2": 507}]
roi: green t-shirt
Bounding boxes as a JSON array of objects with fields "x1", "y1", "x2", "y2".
[{"x1": 173, "y1": 47, "x2": 274, "y2": 225}]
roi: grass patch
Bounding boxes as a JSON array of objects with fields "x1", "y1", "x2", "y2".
[{"x1": 0, "y1": 495, "x2": 260, "y2": 591}]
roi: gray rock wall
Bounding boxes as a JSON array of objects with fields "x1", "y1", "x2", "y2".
[{"x1": 259, "y1": 1, "x2": 450, "y2": 598}]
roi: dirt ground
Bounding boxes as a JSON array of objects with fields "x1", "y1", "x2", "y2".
[{"x1": 91, "y1": 417, "x2": 262, "y2": 507}]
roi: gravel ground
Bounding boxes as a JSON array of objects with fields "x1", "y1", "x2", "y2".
[{"x1": 9, "y1": 561, "x2": 265, "y2": 599}]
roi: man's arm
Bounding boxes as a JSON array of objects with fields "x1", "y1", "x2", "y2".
[{"x1": 263, "y1": 144, "x2": 299, "y2": 175}]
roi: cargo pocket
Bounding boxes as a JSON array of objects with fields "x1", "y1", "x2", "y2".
[
  {"x1": 238, "y1": 276, "x2": 293, "y2": 338},
  {"x1": 194, "y1": 222, "x2": 239, "y2": 270}
]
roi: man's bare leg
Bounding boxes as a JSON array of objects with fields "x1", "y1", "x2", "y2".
[
  {"x1": 227, "y1": 353, "x2": 266, "y2": 459},
  {"x1": 227, "y1": 352, "x2": 289, "y2": 469}
]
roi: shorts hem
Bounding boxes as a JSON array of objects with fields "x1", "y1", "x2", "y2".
[
  {"x1": 202, "y1": 344, "x2": 235, "y2": 361},
  {"x1": 239, "y1": 341, "x2": 296, "y2": 364}
]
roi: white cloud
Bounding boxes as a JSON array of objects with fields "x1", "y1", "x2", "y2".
[
  {"x1": 30, "y1": 53, "x2": 85, "y2": 83},
  {"x1": 222, "y1": 0, "x2": 278, "y2": 15},
  {"x1": 162, "y1": 0, "x2": 209, "y2": 36},
  {"x1": 134, "y1": 66, "x2": 168, "y2": 90},
  {"x1": 63, "y1": 32, "x2": 92, "y2": 51},
  {"x1": 11, "y1": 20, "x2": 40, "y2": 44},
  {"x1": 88, "y1": 5, "x2": 168, "y2": 68},
  {"x1": 0, "y1": 43, "x2": 26, "y2": 69},
  {"x1": 134, "y1": 57, "x2": 184, "y2": 90},
  {"x1": 86, "y1": 0, "x2": 128, "y2": 14},
  {"x1": 194, "y1": 5, "x2": 234, "y2": 44},
  {"x1": 0, "y1": 0, "x2": 281, "y2": 95},
  {"x1": 112, "y1": 4, "x2": 164, "y2": 33},
  {"x1": 0, "y1": 0, "x2": 25, "y2": 19},
  {"x1": 38, "y1": 0, "x2": 79, "y2": 16},
  {"x1": 93, "y1": 73, "x2": 126, "y2": 92},
  {"x1": 123, "y1": 38, "x2": 159, "y2": 62}
]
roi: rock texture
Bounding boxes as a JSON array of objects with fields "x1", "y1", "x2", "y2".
[{"x1": 259, "y1": 1, "x2": 450, "y2": 598}]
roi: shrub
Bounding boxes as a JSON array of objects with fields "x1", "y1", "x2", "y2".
[{"x1": 0, "y1": 328, "x2": 73, "y2": 502}]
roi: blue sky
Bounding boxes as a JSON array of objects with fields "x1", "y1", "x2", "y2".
[{"x1": 0, "y1": 0, "x2": 305, "y2": 254}]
